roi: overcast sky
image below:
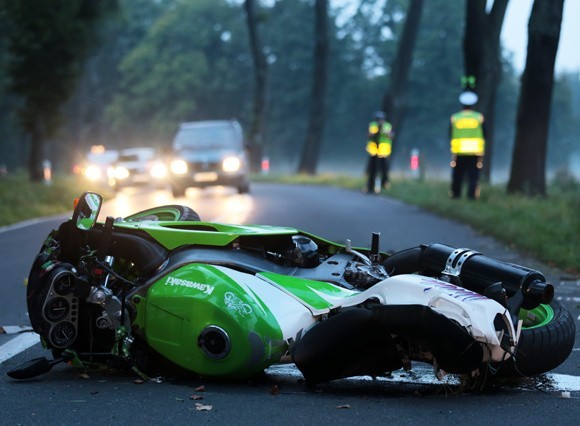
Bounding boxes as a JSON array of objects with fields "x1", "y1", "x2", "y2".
[
  {"x1": 501, "y1": 0, "x2": 579, "y2": 74},
  {"x1": 330, "y1": 0, "x2": 579, "y2": 75}
]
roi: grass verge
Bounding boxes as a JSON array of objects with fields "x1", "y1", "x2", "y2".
[
  {"x1": 1, "y1": 172, "x2": 577, "y2": 273},
  {"x1": 0, "y1": 173, "x2": 114, "y2": 228},
  {"x1": 253, "y1": 173, "x2": 579, "y2": 273}
]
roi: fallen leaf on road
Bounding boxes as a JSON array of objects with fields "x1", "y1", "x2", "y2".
[
  {"x1": 270, "y1": 385, "x2": 280, "y2": 395},
  {"x1": 195, "y1": 403, "x2": 213, "y2": 411},
  {"x1": 133, "y1": 379, "x2": 145, "y2": 384},
  {"x1": 194, "y1": 385, "x2": 206, "y2": 392},
  {"x1": 336, "y1": 404, "x2": 351, "y2": 409},
  {"x1": 190, "y1": 395, "x2": 204, "y2": 400}
]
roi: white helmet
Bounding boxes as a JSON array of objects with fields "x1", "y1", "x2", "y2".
[{"x1": 459, "y1": 91, "x2": 478, "y2": 106}]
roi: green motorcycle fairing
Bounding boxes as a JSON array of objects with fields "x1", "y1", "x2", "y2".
[
  {"x1": 132, "y1": 263, "x2": 316, "y2": 378},
  {"x1": 114, "y1": 220, "x2": 352, "y2": 258},
  {"x1": 115, "y1": 221, "x2": 299, "y2": 250}
]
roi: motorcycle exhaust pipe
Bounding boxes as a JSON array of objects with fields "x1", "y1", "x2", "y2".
[
  {"x1": 523, "y1": 279, "x2": 554, "y2": 306},
  {"x1": 383, "y1": 243, "x2": 554, "y2": 308}
]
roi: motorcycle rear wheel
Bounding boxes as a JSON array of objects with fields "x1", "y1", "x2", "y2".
[
  {"x1": 493, "y1": 299, "x2": 575, "y2": 377},
  {"x1": 123, "y1": 205, "x2": 201, "y2": 222}
]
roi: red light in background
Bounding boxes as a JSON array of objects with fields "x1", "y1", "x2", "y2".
[
  {"x1": 410, "y1": 149, "x2": 420, "y2": 171},
  {"x1": 261, "y1": 157, "x2": 270, "y2": 173}
]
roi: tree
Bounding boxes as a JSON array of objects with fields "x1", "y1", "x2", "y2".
[
  {"x1": 106, "y1": 0, "x2": 252, "y2": 142},
  {"x1": 297, "y1": 0, "x2": 329, "y2": 175},
  {"x1": 63, "y1": 0, "x2": 175, "y2": 158},
  {"x1": 2, "y1": 0, "x2": 117, "y2": 181},
  {"x1": 507, "y1": 0, "x2": 564, "y2": 196},
  {"x1": 381, "y1": 0, "x2": 424, "y2": 154},
  {"x1": 244, "y1": 0, "x2": 269, "y2": 172},
  {"x1": 463, "y1": 0, "x2": 508, "y2": 180},
  {"x1": 397, "y1": 0, "x2": 465, "y2": 163}
]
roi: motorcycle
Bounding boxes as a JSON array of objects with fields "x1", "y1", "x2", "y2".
[{"x1": 8, "y1": 192, "x2": 575, "y2": 385}]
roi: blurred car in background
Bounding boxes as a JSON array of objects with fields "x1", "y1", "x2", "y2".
[
  {"x1": 109, "y1": 147, "x2": 168, "y2": 190},
  {"x1": 76, "y1": 145, "x2": 118, "y2": 185},
  {"x1": 168, "y1": 120, "x2": 250, "y2": 197}
]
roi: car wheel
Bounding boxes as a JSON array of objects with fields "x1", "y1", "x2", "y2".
[
  {"x1": 172, "y1": 185, "x2": 186, "y2": 198},
  {"x1": 237, "y1": 182, "x2": 250, "y2": 194}
]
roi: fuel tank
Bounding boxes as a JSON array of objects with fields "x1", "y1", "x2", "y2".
[{"x1": 131, "y1": 263, "x2": 314, "y2": 378}]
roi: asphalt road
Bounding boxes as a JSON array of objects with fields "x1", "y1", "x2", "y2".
[{"x1": 1, "y1": 183, "x2": 578, "y2": 425}]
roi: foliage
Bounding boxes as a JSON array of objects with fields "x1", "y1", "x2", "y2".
[
  {"x1": 59, "y1": 0, "x2": 176, "y2": 155},
  {"x1": 105, "y1": 0, "x2": 252, "y2": 142},
  {"x1": 0, "y1": 173, "x2": 114, "y2": 227},
  {"x1": 0, "y1": 0, "x2": 578, "y2": 183},
  {"x1": 1, "y1": 0, "x2": 116, "y2": 137}
]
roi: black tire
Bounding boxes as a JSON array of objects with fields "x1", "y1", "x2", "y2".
[
  {"x1": 124, "y1": 205, "x2": 201, "y2": 222},
  {"x1": 493, "y1": 299, "x2": 575, "y2": 377}
]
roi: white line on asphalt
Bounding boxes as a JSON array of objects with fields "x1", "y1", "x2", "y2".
[
  {"x1": 0, "y1": 333, "x2": 40, "y2": 364},
  {"x1": 0, "y1": 213, "x2": 69, "y2": 234}
]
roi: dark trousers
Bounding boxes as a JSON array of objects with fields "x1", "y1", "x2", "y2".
[
  {"x1": 367, "y1": 155, "x2": 389, "y2": 192},
  {"x1": 451, "y1": 155, "x2": 480, "y2": 199}
]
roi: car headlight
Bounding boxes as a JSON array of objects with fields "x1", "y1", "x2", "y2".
[
  {"x1": 150, "y1": 162, "x2": 168, "y2": 179},
  {"x1": 84, "y1": 165, "x2": 102, "y2": 181},
  {"x1": 222, "y1": 156, "x2": 241, "y2": 173},
  {"x1": 170, "y1": 159, "x2": 188, "y2": 175},
  {"x1": 113, "y1": 166, "x2": 130, "y2": 180}
]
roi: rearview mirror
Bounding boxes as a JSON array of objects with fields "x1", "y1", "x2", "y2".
[{"x1": 73, "y1": 192, "x2": 102, "y2": 231}]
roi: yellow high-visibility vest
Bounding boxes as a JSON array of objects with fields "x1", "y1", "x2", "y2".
[
  {"x1": 367, "y1": 121, "x2": 392, "y2": 158},
  {"x1": 450, "y1": 110, "x2": 485, "y2": 155}
]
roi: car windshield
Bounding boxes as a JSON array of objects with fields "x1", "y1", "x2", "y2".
[
  {"x1": 174, "y1": 124, "x2": 239, "y2": 150},
  {"x1": 86, "y1": 151, "x2": 118, "y2": 164}
]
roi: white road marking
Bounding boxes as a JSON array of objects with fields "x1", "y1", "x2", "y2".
[
  {"x1": 0, "y1": 214, "x2": 68, "y2": 234},
  {"x1": 0, "y1": 333, "x2": 40, "y2": 364},
  {"x1": 0, "y1": 326, "x2": 33, "y2": 334}
]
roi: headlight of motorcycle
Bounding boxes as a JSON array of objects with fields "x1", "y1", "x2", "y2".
[
  {"x1": 170, "y1": 159, "x2": 188, "y2": 175},
  {"x1": 113, "y1": 166, "x2": 130, "y2": 180},
  {"x1": 222, "y1": 156, "x2": 241, "y2": 173},
  {"x1": 150, "y1": 162, "x2": 168, "y2": 179},
  {"x1": 84, "y1": 165, "x2": 101, "y2": 181}
]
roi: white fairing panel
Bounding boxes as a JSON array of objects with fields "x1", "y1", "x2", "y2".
[
  {"x1": 341, "y1": 274, "x2": 517, "y2": 362},
  {"x1": 212, "y1": 266, "x2": 316, "y2": 340}
]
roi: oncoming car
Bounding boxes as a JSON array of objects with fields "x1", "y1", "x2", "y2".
[
  {"x1": 79, "y1": 146, "x2": 118, "y2": 184},
  {"x1": 109, "y1": 147, "x2": 167, "y2": 190},
  {"x1": 168, "y1": 120, "x2": 250, "y2": 197}
]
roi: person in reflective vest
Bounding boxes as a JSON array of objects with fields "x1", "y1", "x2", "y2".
[
  {"x1": 449, "y1": 91, "x2": 485, "y2": 199},
  {"x1": 366, "y1": 111, "x2": 394, "y2": 193}
]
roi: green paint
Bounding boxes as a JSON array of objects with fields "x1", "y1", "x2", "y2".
[
  {"x1": 115, "y1": 221, "x2": 297, "y2": 249},
  {"x1": 519, "y1": 304, "x2": 555, "y2": 329},
  {"x1": 134, "y1": 264, "x2": 286, "y2": 378},
  {"x1": 258, "y1": 272, "x2": 357, "y2": 312}
]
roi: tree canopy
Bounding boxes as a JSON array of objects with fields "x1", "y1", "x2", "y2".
[
  {"x1": 0, "y1": 0, "x2": 577, "y2": 184},
  {"x1": 1, "y1": 0, "x2": 116, "y2": 180}
]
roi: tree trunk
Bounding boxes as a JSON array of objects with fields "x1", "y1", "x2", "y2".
[
  {"x1": 28, "y1": 117, "x2": 45, "y2": 182},
  {"x1": 244, "y1": 0, "x2": 269, "y2": 172},
  {"x1": 507, "y1": 0, "x2": 564, "y2": 196},
  {"x1": 297, "y1": 0, "x2": 328, "y2": 175},
  {"x1": 463, "y1": 0, "x2": 508, "y2": 181},
  {"x1": 381, "y1": 0, "x2": 424, "y2": 154}
]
